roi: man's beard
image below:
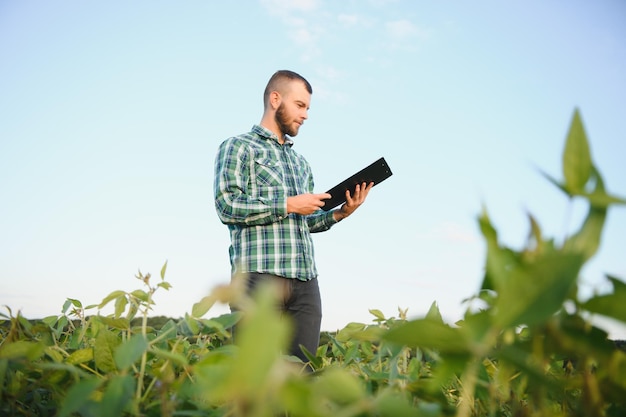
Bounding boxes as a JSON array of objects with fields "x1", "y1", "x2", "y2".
[{"x1": 275, "y1": 103, "x2": 299, "y2": 137}]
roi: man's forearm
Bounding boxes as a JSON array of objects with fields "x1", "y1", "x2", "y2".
[{"x1": 332, "y1": 208, "x2": 347, "y2": 222}]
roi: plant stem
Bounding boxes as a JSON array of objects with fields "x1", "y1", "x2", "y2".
[{"x1": 456, "y1": 358, "x2": 479, "y2": 417}]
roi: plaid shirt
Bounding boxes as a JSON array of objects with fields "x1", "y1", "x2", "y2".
[{"x1": 214, "y1": 124, "x2": 337, "y2": 280}]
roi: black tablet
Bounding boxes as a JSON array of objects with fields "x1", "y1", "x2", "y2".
[{"x1": 321, "y1": 157, "x2": 393, "y2": 211}]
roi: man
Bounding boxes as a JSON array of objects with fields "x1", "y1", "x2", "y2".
[{"x1": 213, "y1": 70, "x2": 372, "y2": 363}]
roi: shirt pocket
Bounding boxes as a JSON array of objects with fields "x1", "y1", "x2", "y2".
[{"x1": 253, "y1": 157, "x2": 283, "y2": 187}]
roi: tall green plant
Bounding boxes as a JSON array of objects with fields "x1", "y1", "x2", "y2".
[{"x1": 383, "y1": 108, "x2": 626, "y2": 417}]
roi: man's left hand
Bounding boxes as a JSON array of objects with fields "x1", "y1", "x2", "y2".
[{"x1": 333, "y1": 182, "x2": 374, "y2": 222}]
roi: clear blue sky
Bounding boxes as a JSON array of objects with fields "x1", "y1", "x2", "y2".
[{"x1": 1, "y1": 0, "x2": 625, "y2": 338}]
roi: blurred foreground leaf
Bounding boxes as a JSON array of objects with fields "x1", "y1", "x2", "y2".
[
  {"x1": 494, "y1": 252, "x2": 583, "y2": 328},
  {"x1": 114, "y1": 334, "x2": 148, "y2": 370},
  {"x1": 563, "y1": 108, "x2": 592, "y2": 194},
  {"x1": 383, "y1": 318, "x2": 470, "y2": 355},
  {"x1": 583, "y1": 275, "x2": 626, "y2": 323}
]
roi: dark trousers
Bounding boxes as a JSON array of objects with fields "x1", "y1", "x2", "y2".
[{"x1": 231, "y1": 272, "x2": 322, "y2": 364}]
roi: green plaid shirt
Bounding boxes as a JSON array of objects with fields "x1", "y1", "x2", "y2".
[{"x1": 214, "y1": 124, "x2": 337, "y2": 280}]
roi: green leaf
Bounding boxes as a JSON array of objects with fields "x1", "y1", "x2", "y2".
[
  {"x1": 42, "y1": 315, "x2": 59, "y2": 327},
  {"x1": 94, "y1": 329, "x2": 120, "y2": 373},
  {"x1": 190, "y1": 285, "x2": 290, "y2": 407},
  {"x1": 526, "y1": 212, "x2": 544, "y2": 254},
  {"x1": 64, "y1": 298, "x2": 83, "y2": 311},
  {"x1": 586, "y1": 192, "x2": 626, "y2": 207},
  {"x1": 181, "y1": 314, "x2": 200, "y2": 336},
  {"x1": 209, "y1": 312, "x2": 241, "y2": 331},
  {"x1": 563, "y1": 204, "x2": 606, "y2": 262},
  {"x1": 335, "y1": 322, "x2": 367, "y2": 342},
  {"x1": 299, "y1": 344, "x2": 323, "y2": 369},
  {"x1": 126, "y1": 303, "x2": 139, "y2": 321},
  {"x1": 151, "y1": 347, "x2": 189, "y2": 367},
  {"x1": 114, "y1": 334, "x2": 149, "y2": 370},
  {"x1": 98, "y1": 316, "x2": 130, "y2": 330},
  {"x1": 114, "y1": 295, "x2": 128, "y2": 319},
  {"x1": 44, "y1": 345, "x2": 64, "y2": 363},
  {"x1": 425, "y1": 301, "x2": 444, "y2": 323},
  {"x1": 582, "y1": 275, "x2": 626, "y2": 323},
  {"x1": 314, "y1": 367, "x2": 365, "y2": 404},
  {"x1": 369, "y1": 308, "x2": 386, "y2": 321},
  {"x1": 63, "y1": 298, "x2": 83, "y2": 313},
  {"x1": 279, "y1": 378, "x2": 317, "y2": 415},
  {"x1": 0, "y1": 340, "x2": 45, "y2": 360},
  {"x1": 192, "y1": 294, "x2": 216, "y2": 318},
  {"x1": 131, "y1": 289, "x2": 150, "y2": 303},
  {"x1": 495, "y1": 252, "x2": 583, "y2": 328},
  {"x1": 563, "y1": 108, "x2": 592, "y2": 193},
  {"x1": 376, "y1": 389, "x2": 440, "y2": 417},
  {"x1": 607, "y1": 274, "x2": 626, "y2": 294},
  {"x1": 177, "y1": 314, "x2": 199, "y2": 336},
  {"x1": 227, "y1": 282, "x2": 291, "y2": 398},
  {"x1": 37, "y1": 361, "x2": 91, "y2": 378},
  {"x1": 157, "y1": 281, "x2": 172, "y2": 290},
  {"x1": 459, "y1": 309, "x2": 494, "y2": 344},
  {"x1": 197, "y1": 318, "x2": 228, "y2": 337},
  {"x1": 66, "y1": 348, "x2": 94, "y2": 365},
  {"x1": 562, "y1": 168, "x2": 607, "y2": 257},
  {"x1": 539, "y1": 168, "x2": 572, "y2": 198},
  {"x1": 383, "y1": 318, "x2": 470, "y2": 354},
  {"x1": 160, "y1": 260, "x2": 168, "y2": 280},
  {"x1": 329, "y1": 334, "x2": 347, "y2": 357},
  {"x1": 158, "y1": 319, "x2": 176, "y2": 339},
  {"x1": 558, "y1": 313, "x2": 614, "y2": 358},
  {"x1": 353, "y1": 326, "x2": 385, "y2": 342},
  {"x1": 58, "y1": 378, "x2": 104, "y2": 417},
  {"x1": 17, "y1": 315, "x2": 32, "y2": 332},
  {"x1": 98, "y1": 290, "x2": 126, "y2": 309},
  {"x1": 54, "y1": 315, "x2": 69, "y2": 338},
  {"x1": 17, "y1": 313, "x2": 33, "y2": 335},
  {"x1": 478, "y1": 208, "x2": 518, "y2": 292},
  {"x1": 100, "y1": 375, "x2": 135, "y2": 417},
  {"x1": 496, "y1": 345, "x2": 561, "y2": 389}
]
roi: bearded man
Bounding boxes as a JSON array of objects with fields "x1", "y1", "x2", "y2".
[{"x1": 213, "y1": 70, "x2": 372, "y2": 363}]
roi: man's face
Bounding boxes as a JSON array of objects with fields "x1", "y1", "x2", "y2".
[{"x1": 274, "y1": 81, "x2": 310, "y2": 138}]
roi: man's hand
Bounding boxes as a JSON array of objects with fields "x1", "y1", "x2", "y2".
[
  {"x1": 333, "y1": 182, "x2": 374, "y2": 222},
  {"x1": 287, "y1": 193, "x2": 332, "y2": 215}
]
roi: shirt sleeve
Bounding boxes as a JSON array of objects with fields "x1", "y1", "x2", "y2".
[
  {"x1": 303, "y1": 160, "x2": 338, "y2": 233},
  {"x1": 307, "y1": 209, "x2": 338, "y2": 233},
  {"x1": 214, "y1": 138, "x2": 288, "y2": 226}
]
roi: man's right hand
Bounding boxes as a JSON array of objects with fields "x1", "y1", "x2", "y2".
[{"x1": 287, "y1": 193, "x2": 331, "y2": 215}]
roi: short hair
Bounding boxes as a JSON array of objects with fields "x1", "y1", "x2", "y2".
[{"x1": 263, "y1": 70, "x2": 313, "y2": 108}]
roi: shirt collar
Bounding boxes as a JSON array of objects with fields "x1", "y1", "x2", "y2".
[{"x1": 252, "y1": 124, "x2": 294, "y2": 147}]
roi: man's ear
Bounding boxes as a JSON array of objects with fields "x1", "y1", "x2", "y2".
[{"x1": 269, "y1": 90, "x2": 281, "y2": 110}]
